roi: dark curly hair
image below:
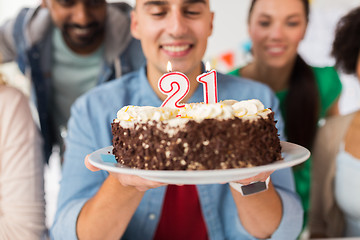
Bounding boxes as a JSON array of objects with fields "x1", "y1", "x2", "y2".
[{"x1": 332, "y1": 6, "x2": 360, "y2": 75}]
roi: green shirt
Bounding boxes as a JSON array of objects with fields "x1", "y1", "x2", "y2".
[{"x1": 228, "y1": 66, "x2": 342, "y2": 226}]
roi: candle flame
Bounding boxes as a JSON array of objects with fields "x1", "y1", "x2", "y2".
[
  {"x1": 167, "y1": 61, "x2": 172, "y2": 72},
  {"x1": 205, "y1": 61, "x2": 211, "y2": 72}
]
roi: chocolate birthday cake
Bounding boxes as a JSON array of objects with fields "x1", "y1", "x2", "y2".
[{"x1": 111, "y1": 99, "x2": 282, "y2": 170}]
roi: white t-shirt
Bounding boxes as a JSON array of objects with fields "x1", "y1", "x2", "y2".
[{"x1": 335, "y1": 143, "x2": 360, "y2": 237}]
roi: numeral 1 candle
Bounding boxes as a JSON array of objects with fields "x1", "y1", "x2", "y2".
[{"x1": 196, "y1": 62, "x2": 218, "y2": 104}]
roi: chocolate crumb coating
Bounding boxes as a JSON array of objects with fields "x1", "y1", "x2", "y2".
[{"x1": 111, "y1": 112, "x2": 282, "y2": 170}]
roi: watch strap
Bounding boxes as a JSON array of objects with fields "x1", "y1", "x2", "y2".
[{"x1": 229, "y1": 176, "x2": 270, "y2": 196}]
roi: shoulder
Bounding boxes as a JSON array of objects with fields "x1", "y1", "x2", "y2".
[
  {"x1": 1, "y1": 6, "x2": 39, "y2": 33},
  {"x1": 311, "y1": 66, "x2": 342, "y2": 106},
  {"x1": 315, "y1": 113, "x2": 355, "y2": 150},
  {"x1": 1, "y1": 8, "x2": 29, "y2": 41},
  {"x1": 14, "y1": 6, "x2": 48, "y2": 28},
  {"x1": 227, "y1": 67, "x2": 241, "y2": 77},
  {"x1": 0, "y1": 86, "x2": 27, "y2": 107},
  {"x1": 12, "y1": 6, "x2": 52, "y2": 46},
  {"x1": 106, "y1": 3, "x2": 131, "y2": 22},
  {"x1": 311, "y1": 66, "x2": 341, "y2": 83},
  {"x1": 108, "y1": 2, "x2": 132, "y2": 14},
  {"x1": 320, "y1": 113, "x2": 355, "y2": 136},
  {"x1": 0, "y1": 86, "x2": 32, "y2": 127},
  {"x1": 323, "y1": 113, "x2": 355, "y2": 129}
]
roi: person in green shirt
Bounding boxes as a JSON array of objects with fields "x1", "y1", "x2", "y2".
[{"x1": 228, "y1": 0, "x2": 342, "y2": 228}]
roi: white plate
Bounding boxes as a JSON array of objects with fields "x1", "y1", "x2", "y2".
[{"x1": 88, "y1": 141, "x2": 310, "y2": 184}]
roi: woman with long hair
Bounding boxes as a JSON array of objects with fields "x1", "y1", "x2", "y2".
[{"x1": 229, "y1": 0, "x2": 342, "y2": 226}]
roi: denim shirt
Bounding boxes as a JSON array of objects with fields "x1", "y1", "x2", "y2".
[
  {"x1": 10, "y1": 5, "x2": 145, "y2": 162},
  {"x1": 51, "y1": 66, "x2": 303, "y2": 239}
]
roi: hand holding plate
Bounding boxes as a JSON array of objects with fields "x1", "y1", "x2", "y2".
[
  {"x1": 85, "y1": 155, "x2": 101, "y2": 172},
  {"x1": 85, "y1": 155, "x2": 166, "y2": 191}
]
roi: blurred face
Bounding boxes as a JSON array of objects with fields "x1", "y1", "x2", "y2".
[
  {"x1": 248, "y1": 0, "x2": 307, "y2": 68},
  {"x1": 131, "y1": 0, "x2": 213, "y2": 78},
  {"x1": 43, "y1": 0, "x2": 106, "y2": 54}
]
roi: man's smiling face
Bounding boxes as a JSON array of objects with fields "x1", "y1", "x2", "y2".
[
  {"x1": 131, "y1": 0, "x2": 214, "y2": 78},
  {"x1": 44, "y1": 0, "x2": 107, "y2": 54}
]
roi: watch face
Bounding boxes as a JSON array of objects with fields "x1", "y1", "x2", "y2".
[{"x1": 241, "y1": 181, "x2": 267, "y2": 195}]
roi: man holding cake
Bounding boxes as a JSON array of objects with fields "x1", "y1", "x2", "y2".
[{"x1": 51, "y1": 0, "x2": 303, "y2": 239}]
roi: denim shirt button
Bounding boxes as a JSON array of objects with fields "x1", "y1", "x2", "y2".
[{"x1": 148, "y1": 213, "x2": 156, "y2": 220}]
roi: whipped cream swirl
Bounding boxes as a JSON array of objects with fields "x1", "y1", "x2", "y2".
[{"x1": 114, "y1": 99, "x2": 270, "y2": 123}]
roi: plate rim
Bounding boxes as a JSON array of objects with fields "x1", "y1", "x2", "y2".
[{"x1": 88, "y1": 141, "x2": 310, "y2": 179}]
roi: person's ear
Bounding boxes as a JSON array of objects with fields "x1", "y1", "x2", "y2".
[
  {"x1": 130, "y1": 10, "x2": 140, "y2": 40},
  {"x1": 209, "y1": 11, "x2": 214, "y2": 36}
]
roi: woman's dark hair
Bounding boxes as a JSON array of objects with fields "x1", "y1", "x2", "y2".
[
  {"x1": 248, "y1": 0, "x2": 318, "y2": 150},
  {"x1": 332, "y1": 6, "x2": 360, "y2": 75},
  {"x1": 286, "y1": 55, "x2": 319, "y2": 149}
]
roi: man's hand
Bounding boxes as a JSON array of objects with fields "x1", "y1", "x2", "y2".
[
  {"x1": 84, "y1": 154, "x2": 101, "y2": 171},
  {"x1": 84, "y1": 155, "x2": 167, "y2": 191}
]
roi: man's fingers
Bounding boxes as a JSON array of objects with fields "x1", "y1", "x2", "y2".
[
  {"x1": 84, "y1": 155, "x2": 100, "y2": 172},
  {"x1": 236, "y1": 171, "x2": 274, "y2": 185},
  {"x1": 116, "y1": 174, "x2": 167, "y2": 190}
]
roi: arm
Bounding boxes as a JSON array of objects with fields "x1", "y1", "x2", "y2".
[
  {"x1": 229, "y1": 89, "x2": 301, "y2": 238},
  {"x1": 77, "y1": 175, "x2": 144, "y2": 239},
  {"x1": 230, "y1": 169, "x2": 303, "y2": 239},
  {"x1": 0, "y1": 87, "x2": 45, "y2": 240},
  {"x1": 77, "y1": 159, "x2": 165, "y2": 239},
  {"x1": 309, "y1": 114, "x2": 353, "y2": 237},
  {"x1": 230, "y1": 172, "x2": 282, "y2": 239},
  {"x1": 51, "y1": 96, "x2": 165, "y2": 239}
]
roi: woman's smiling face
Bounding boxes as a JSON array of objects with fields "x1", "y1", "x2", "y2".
[{"x1": 248, "y1": 0, "x2": 308, "y2": 68}]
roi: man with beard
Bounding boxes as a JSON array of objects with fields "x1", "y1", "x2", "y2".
[{"x1": 0, "y1": 0, "x2": 145, "y2": 162}]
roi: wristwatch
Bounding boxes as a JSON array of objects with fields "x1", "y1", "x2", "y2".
[{"x1": 229, "y1": 176, "x2": 270, "y2": 196}]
